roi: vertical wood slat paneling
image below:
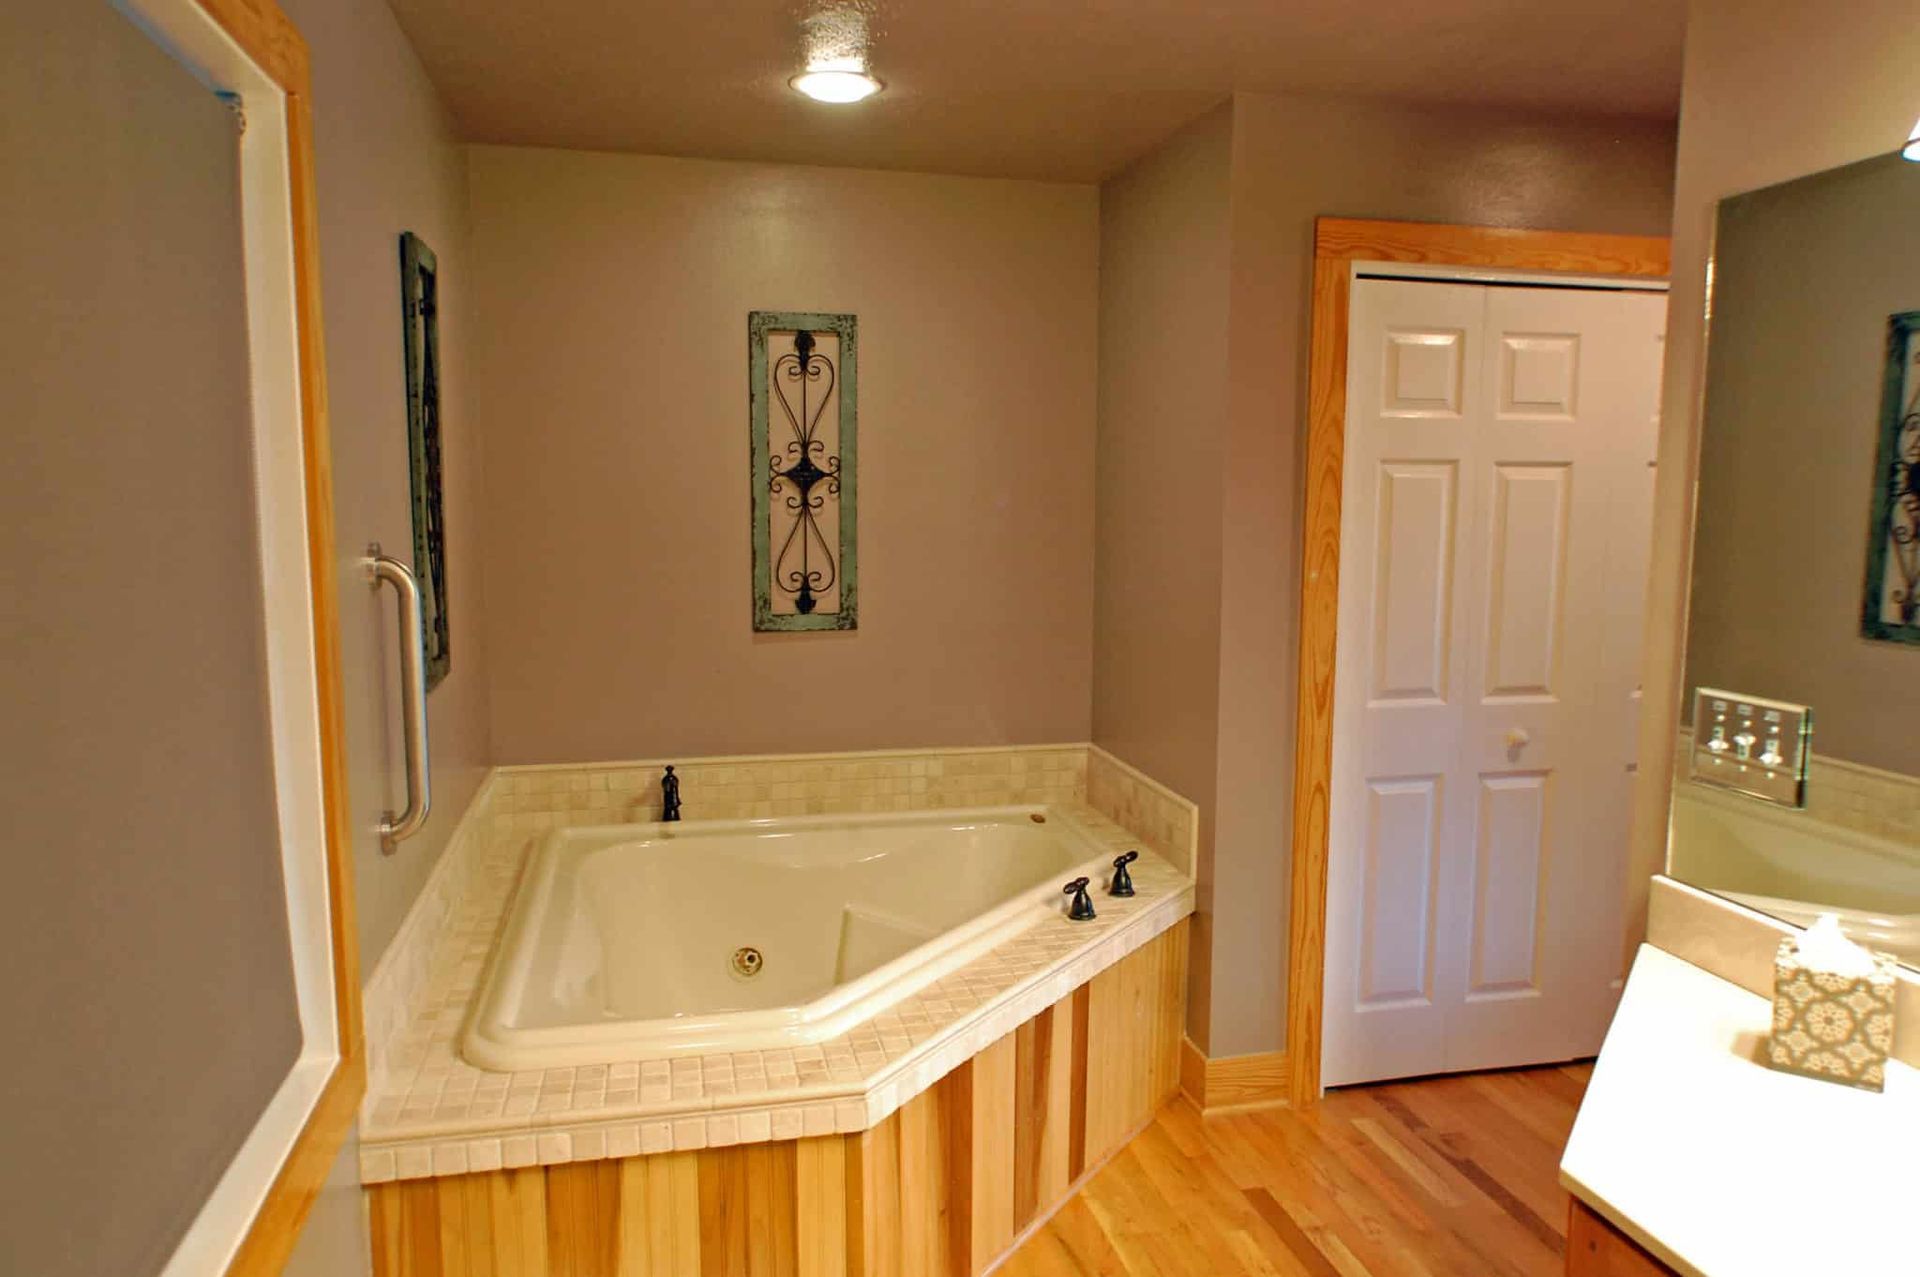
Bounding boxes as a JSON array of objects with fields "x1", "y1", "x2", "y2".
[
  {"x1": 1067, "y1": 984, "x2": 1092, "y2": 1180},
  {"x1": 1011, "y1": 1004, "x2": 1072, "y2": 1229},
  {"x1": 793, "y1": 1136, "x2": 846, "y2": 1277},
  {"x1": 434, "y1": 1174, "x2": 489, "y2": 1277},
  {"x1": 847, "y1": 1108, "x2": 901, "y2": 1277},
  {"x1": 368, "y1": 922, "x2": 1187, "y2": 1277},
  {"x1": 490, "y1": 1170, "x2": 549, "y2": 1277},
  {"x1": 697, "y1": 1142, "x2": 799, "y2": 1277},
  {"x1": 962, "y1": 1034, "x2": 1017, "y2": 1274},
  {"x1": 895, "y1": 1081, "x2": 957, "y2": 1276},
  {"x1": 1081, "y1": 923, "x2": 1188, "y2": 1162},
  {"x1": 1153, "y1": 920, "x2": 1191, "y2": 1109},
  {"x1": 696, "y1": 1149, "x2": 746, "y2": 1277},
  {"x1": 547, "y1": 1161, "x2": 620, "y2": 1277},
  {"x1": 369, "y1": 1178, "x2": 442, "y2": 1277},
  {"x1": 617, "y1": 1150, "x2": 697, "y2": 1276}
]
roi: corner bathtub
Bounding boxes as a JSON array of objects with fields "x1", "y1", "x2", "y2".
[
  {"x1": 1669, "y1": 783, "x2": 1920, "y2": 964},
  {"x1": 464, "y1": 804, "x2": 1117, "y2": 1070}
]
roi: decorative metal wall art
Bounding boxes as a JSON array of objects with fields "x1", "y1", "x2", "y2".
[
  {"x1": 750, "y1": 311, "x2": 858, "y2": 631},
  {"x1": 399, "y1": 231, "x2": 450, "y2": 687},
  {"x1": 1862, "y1": 309, "x2": 1920, "y2": 644}
]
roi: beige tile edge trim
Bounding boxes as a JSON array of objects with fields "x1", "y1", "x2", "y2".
[{"x1": 1646, "y1": 875, "x2": 1920, "y2": 1066}]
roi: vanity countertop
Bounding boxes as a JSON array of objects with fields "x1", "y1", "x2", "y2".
[{"x1": 1561, "y1": 944, "x2": 1915, "y2": 1277}]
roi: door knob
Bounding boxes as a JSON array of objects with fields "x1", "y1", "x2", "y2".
[{"x1": 1505, "y1": 726, "x2": 1531, "y2": 753}]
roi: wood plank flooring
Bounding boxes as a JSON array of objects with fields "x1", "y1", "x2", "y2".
[{"x1": 998, "y1": 1062, "x2": 1592, "y2": 1277}]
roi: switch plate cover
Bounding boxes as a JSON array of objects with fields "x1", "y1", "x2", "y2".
[{"x1": 1688, "y1": 687, "x2": 1812, "y2": 808}]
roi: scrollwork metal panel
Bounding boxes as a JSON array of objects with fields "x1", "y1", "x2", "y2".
[
  {"x1": 1863, "y1": 309, "x2": 1920, "y2": 643},
  {"x1": 400, "y1": 230, "x2": 450, "y2": 687},
  {"x1": 750, "y1": 311, "x2": 858, "y2": 631}
]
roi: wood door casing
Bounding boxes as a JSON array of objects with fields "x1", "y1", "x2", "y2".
[{"x1": 1288, "y1": 220, "x2": 1671, "y2": 1106}]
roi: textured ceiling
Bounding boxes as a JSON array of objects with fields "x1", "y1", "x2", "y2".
[{"x1": 384, "y1": 0, "x2": 1684, "y2": 182}]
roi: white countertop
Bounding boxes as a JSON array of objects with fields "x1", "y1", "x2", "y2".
[{"x1": 1561, "y1": 945, "x2": 1916, "y2": 1277}]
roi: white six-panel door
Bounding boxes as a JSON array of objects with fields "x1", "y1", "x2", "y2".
[{"x1": 1322, "y1": 277, "x2": 1664, "y2": 1087}]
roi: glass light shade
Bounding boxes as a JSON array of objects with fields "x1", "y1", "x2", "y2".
[{"x1": 791, "y1": 68, "x2": 882, "y2": 104}]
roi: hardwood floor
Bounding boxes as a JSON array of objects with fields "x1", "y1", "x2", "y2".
[{"x1": 998, "y1": 1062, "x2": 1592, "y2": 1277}]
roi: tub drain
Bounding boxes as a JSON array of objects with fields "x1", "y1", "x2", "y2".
[{"x1": 731, "y1": 946, "x2": 764, "y2": 978}]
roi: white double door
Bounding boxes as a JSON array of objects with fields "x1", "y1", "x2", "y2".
[{"x1": 1322, "y1": 277, "x2": 1664, "y2": 1088}]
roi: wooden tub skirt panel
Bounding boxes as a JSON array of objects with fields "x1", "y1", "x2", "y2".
[{"x1": 368, "y1": 919, "x2": 1188, "y2": 1277}]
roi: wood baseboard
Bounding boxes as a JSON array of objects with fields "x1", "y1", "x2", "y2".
[{"x1": 1179, "y1": 1038, "x2": 1289, "y2": 1114}]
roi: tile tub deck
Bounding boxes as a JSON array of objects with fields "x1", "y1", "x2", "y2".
[{"x1": 358, "y1": 749, "x2": 1197, "y2": 1185}]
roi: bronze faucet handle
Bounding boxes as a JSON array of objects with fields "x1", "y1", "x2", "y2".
[{"x1": 1063, "y1": 876, "x2": 1096, "y2": 921}]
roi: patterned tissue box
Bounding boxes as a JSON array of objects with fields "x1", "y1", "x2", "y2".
[{"x1": 1767, "y1": 936, "x2": 1897, "y2": 1092}]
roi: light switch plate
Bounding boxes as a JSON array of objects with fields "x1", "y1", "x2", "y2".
[{"x1": 1688, "y1": 687, "x2": 1812, "y2": 808}]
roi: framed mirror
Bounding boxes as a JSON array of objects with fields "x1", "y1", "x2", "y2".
[{"x1": 1671, "y1": 149, "x2": 1920, "y2": 969}]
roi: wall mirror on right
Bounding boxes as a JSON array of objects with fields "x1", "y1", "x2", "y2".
[{"x1": 1671, "y1": 148, "x2": 1920, "y2": 968}]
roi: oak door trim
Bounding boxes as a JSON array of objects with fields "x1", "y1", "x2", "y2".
[
  {"x1": 1285, "y1": 218, "x2": 1670, "y2": 1107},
  {"x1": 187, "y1": 0, "x2": 364, "y2": 1271}
]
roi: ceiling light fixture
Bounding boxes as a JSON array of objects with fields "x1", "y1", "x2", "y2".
[
  {"x1": 792, "y1": 5, "x2": 882, "y2": 104},
  {"x1": 1905, "y1": 117, "x2": 1920, "y2": 162}
]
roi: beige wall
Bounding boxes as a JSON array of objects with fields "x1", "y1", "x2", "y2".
[
  {"x1": 467, "y1": 147, "x2": 1098, "y2": 765},
  {"x1": 1684, "y1": 155, "x2": 1920, "y2": 775},
  {"x1": 278, "y1": 0, "x2": 494, "y2": 1269},
  {"x1": 1096, "y1": 92, "x2": 1677, "y2": 1057},
  {"x1": 283, "y1": 0, "x2": 493, "y2": 967},
  {"x1": 1628, "y1": 0, "x2": 1920, "y2": 944},
  {"x1": 1092, "y1": 105, "x2": 1235, "y2": 1046}
]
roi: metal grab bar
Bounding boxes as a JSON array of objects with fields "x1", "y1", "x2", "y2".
[{"x1": 368, "y1": 544, "x2": 431, "y2": 853}]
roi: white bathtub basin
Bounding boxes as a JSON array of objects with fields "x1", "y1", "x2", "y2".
[
  {"x1": 463, "y1": 804, "x2": 1116, "y2": 1070},
  {"x1": 1669, "y1": 784, "x2": 1920, "y2": 965}
]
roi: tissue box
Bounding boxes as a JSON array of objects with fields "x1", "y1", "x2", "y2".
[{"x1": 1767, "y1": 935, "x2": 1897, "y2": 1091}]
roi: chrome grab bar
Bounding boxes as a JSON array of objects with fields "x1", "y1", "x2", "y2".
[{"x1": 368, "y1": 544, "x2": 431, "y2": 853}]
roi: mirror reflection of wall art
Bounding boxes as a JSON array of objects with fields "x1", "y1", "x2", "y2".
[
  {"x1": 399, "y1": 231, "x2": 450, "y2": 687},
  {"x1": 749, "y1": 311, "x2": 858, "y2": 631},
  {"x1": 1862, "y1": 309, "x2": 1920, "y2": 644}
]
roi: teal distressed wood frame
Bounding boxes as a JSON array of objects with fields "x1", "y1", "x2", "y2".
[
  {"x1": 750, "y1": 310, "x2": 858, "y2": 631},
  {"x1": 1862, "y1": 310, "x2": 1920, "y2": 644},
  {"x1": 399, "y1": 231, "x2": 449, "y2": 687}
]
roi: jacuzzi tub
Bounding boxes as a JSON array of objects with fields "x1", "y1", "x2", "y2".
[
  {"x1": 1669, "y1": 783, "x2": 1920, "y2": 965},
  {"x1": 464, "y1": 804, "x2": 1119, "y2": 1070}
]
